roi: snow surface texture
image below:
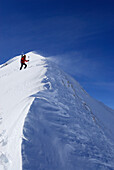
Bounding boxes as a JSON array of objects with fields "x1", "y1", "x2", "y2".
[{"x1": 0, "y1": 52, "x2": 114, "y2": 170}]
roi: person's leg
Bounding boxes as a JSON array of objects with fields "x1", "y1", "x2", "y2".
[
  {"x1": 20, "y1": 63, "x2": 23, "y2": 70},
  {"x1": 24, "y1": 63, "x2": 27, "y2": 69}
]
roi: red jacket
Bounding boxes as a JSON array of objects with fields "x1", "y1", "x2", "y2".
[{"x1": 21, "y1": 56, "x2": 28, "y2": 64}]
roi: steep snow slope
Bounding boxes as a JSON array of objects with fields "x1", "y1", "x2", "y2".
[
  {"x1": 0, "y1": 52, "x2": 114, "y2": 170},
  {"x1": 0, "y1": 52, "x2": 47, "y2": 170},
  {"x1": 22, "y1": 59, "x2": 114, "y2": 170}
]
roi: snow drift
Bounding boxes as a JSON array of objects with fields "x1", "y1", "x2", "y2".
[{"x1": 0, "y1": 52, "x2": 114, "y2": 170}]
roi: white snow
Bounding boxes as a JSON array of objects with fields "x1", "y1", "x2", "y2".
[
  {"x1": 0, "y1": 52, "x2": 114, "y2": 170},
  {"x1": 0, "y1": 52, "x2": 47, "y2": 170}
]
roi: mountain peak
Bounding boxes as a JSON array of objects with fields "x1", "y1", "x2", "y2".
[{"x1": 0, "y1": 52, "x2": 114, "y2": 170}]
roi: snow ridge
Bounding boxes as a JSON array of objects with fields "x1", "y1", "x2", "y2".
[
  {"x1": 22, "y1": 57, "x2": 114, "y2": 170},
  {"x1": 0, "y1": 52, "x2": 114, "y2": 170},
  {"x1": 0, "y1": 52, "x2": 47, "y2": 170}
]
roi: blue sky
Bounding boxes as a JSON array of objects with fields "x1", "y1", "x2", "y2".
[{"x1": 0, "y1": 0, "x2": 114, "y2": 109}]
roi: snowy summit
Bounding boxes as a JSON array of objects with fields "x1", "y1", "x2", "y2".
[{"x1": 0, "y1": 52, "x2": 114, "y2": 170}]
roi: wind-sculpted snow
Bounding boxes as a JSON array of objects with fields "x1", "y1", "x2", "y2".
[
  {"x1": 22, "y1": 60, "x2": 114, "y2": 170},
  {"x1": 0, "y1": 52, "x2": 114, "y2": 170},
  {"x1": 0, "y1": 52, "x2": 47, "y2": 170}
]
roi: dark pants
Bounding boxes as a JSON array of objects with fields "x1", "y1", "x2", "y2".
[{"x1": 20, "y1": 63, "x2": 27, "y2": 70}]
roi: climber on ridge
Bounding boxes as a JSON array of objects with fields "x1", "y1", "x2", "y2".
[{"x1": 20, "y1": 54, "x2": 29, "y2": 70}]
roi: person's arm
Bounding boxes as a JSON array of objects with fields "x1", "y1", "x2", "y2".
[{"x1": 25, "y1": 60, "x2": 29, "y2": 62}]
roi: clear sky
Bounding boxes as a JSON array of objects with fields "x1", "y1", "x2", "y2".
[{"x1": 0, "y1": 0, "x2": 114, "y2": 109}]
